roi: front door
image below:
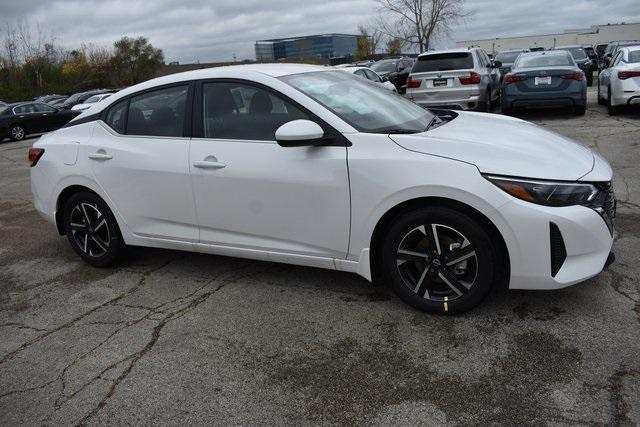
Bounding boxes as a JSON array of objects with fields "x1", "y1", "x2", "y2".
[
  {"x1": 189, "y1": 80, "x2": 350, "y2": 258},
  {"x1": 84, "y1": 84, "x2": 198, "y2": 242}
]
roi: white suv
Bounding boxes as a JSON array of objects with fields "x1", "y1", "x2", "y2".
[
  {"x1": 405, "y1": 48, "x2": 501, "y2": 111},
  {"x1": 30, "y1": 64, "x2": 615, "y2": 314}
]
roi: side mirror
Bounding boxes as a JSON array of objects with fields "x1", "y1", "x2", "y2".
[
  {"x1": 491, "y1": 60, "x2": 502, "y2": 68},
  {"x1": 276, "y1": 120, "x2": 325, "y2": 147},
  {"x1": 380, "y1": 75, "x2": 389, "y2": 82}
]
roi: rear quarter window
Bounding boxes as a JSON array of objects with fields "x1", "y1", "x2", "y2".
[
  {"x1": 412, "y1": 52, "x2": 474, "y2": 73},
  {"x1": 629, "y1": 51, "x2": 640, "y2": 63}
]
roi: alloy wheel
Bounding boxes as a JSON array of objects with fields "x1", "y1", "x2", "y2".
[
  {"x1": 11, "y1": 126, "x2": 24, "y2": 140},
  {"x1": 396, "y1": 223, "x2": 478, "y2": 302},
  {"x1": 69, "y1": 202, "x2": 111, "y2": 258}
]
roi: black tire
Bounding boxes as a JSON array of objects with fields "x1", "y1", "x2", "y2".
[
  {"x1": 607, "y1": 87, "x2": 621, "y2": 116},
  {"x1": 575, "y1": 105, "x2": 586, "y2": 116},
  {"x1": 63, "y1": 192, "x2": 124, "y2": 267},
  {"x1": 597, "y1": 82, "x2": 605, "y2": 105},
  {"x1": 501, "y1": 104, "x2": 513, "y2": 116},
  {"x1": 9, "y1": 124, "x2": 25, "y2": 141},
  {"x1": 381, "y1": 207, "x2": 495, "y2": 314},
  {"x1": 477, "y1": 89, "x2": 491, "y2": 112}
]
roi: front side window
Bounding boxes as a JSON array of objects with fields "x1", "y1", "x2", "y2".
[
  {"x1": 127, "y1": 85, "x2": 187, "y2": 137},
  {"x1": 281, "y1": 70, "x2": 434, "y2": 134},
  {"x1": 202, "y1": 82, "x2": 308, "y2": 140},
  {"x1": 35, "y1": 103, "x2": 56, "y2": 113}
]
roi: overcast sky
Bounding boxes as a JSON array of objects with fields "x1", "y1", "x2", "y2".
[{"x1": 3, "y1": 0, "x2": 639, "y2": 63}]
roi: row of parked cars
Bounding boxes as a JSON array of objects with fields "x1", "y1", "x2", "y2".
[
  {"x1": 0, "y1": 89, "x2": 118, "y2": 141},
  {"x1": 340, "y1": 41, "x2": 639, "y2": 117}
]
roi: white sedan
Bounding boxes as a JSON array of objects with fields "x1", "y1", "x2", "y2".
[
  {"x1": 598, "y1": 45, "x2": 640, "y2": 115},
  {"x1": 71, "y1": 93, "x2": 113, "y2": 111},
  {"x1": 30, "y1": 64, "x2": 615, "y2": 313},
  {"x1": 339, "y1": 66, "x2": 398, "y2": 92}
]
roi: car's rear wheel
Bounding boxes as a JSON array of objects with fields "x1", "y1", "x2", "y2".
[
  {"x1": 575, "y1": 105, "x2": 586, "y2": 116},
  {"x1": 63, "y1": 192, "x2": 124, "y2": 267},
  {"x1": 477, "y1": 89, "x2": 491, "y2": 112},
  {"x1": 10, "y1": 124, "x2": 25, "y2": 141},
  {"x1": 597, "y1": 81, "x2": 605, "y2": 105},
  {"x1": 607, "y1": 87, "x2": 621, "y2": 116},
  {"x1": 381, "y1": 207, "x2": 495, "y2": 314}
]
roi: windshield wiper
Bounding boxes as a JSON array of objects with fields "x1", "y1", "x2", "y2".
[
  {"x1": 381, "y1": 129, "x2": 420, "y2": 134},
  {"x1": 424, "y1": 115, "x2": 444, "y2": 131}
]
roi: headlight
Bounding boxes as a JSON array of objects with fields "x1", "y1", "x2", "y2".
[{"x1": 485, "y1": 175, "x2": 598, "y2": 207}]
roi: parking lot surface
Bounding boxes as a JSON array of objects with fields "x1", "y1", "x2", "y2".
[{"x1": 1, "y1": 89, "x2": 639, "y2": 425}]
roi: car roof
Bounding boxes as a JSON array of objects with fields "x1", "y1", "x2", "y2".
[
  {"x1": 621, "y1": 45, "x2": 640, "y2": 52},
  {"x1": 418, "y1": 48, "x2": 476, "y2": 57}
]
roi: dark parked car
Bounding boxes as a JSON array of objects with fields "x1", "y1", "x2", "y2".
[
  {"x1": 0, "y1": 102, "x2": 80, "y2": 141},
  {"x1": 551, "y1": 46, "x2": 594, "y2": 86},
  {"x1": 494, "y1": 49, "x2": 528, "y2": 78},
  {"x1": 59, "y1": 89, "x2": 114, "y2": 109},
  {"x1": 501, "y1": 50, "x2": 587, "y2": 116},
  {"x1": 370, "y1": 57, "x2": 415, "y2": 93},
  {"x1": 49, "y1": 97, "x2": 68, "y2": 107},
  {"x1": 595, "y1": 43, "x2": 608, "y2": 58}
]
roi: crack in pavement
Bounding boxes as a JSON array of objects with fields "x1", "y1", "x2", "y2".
[
  {"x1": 73, "y1": 266, "x2": 262, "y2": 426},
  {"x1": 608, "y1": 368, "x2": 640, "y2": 426},
  {"x1": 0, "y1": 257, "x2": 181, "y2": 365}
]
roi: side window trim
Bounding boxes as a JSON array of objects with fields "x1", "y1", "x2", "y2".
[{"x1": 191, "y1": 78, "x2": 349, "y2": 146}]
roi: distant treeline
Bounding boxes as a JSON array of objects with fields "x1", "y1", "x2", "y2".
[{"x1": 0, "y1": 24, "x2": 164, "y2": 102}]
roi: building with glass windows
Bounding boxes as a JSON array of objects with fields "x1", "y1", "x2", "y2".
[{"x1": 255, "y1": 34, "x2": 359, "y2": 61}]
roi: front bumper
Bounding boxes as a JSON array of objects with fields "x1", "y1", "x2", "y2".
[{"x1": 499, "y1": 196, "x2": 615, "y2": 290}]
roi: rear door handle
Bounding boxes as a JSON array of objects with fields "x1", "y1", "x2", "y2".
[
  {"x1": 88, "y1": 152, "x2": 113, "y2": 160},
  {"x1": 193, "y1": 160, "x2": 226, "y2": 169}
]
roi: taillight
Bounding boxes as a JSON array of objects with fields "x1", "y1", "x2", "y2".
[
  {"x1": 459, "y1": 71, "x2": 481, "y2": 85},
  {"x1": 618, "y1": 70, "x2": 640, "y2": 80},
  {"x1": 28, "y1": 148, "x2": 45, "y2": 167},
  {"x1": 561, "y1": 72, "x2": 584, "y2": 81},
  {"x1": 406, "y1": 76, "x2": 421, "y2": 88},
  {"x1": 503, "y1": 74, "x2": 526, "y2": 85}
]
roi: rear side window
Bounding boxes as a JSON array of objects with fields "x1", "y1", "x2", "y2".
[
  {"x1": 127, "y1": 86, "x2": 188, "y2": 137},
  {"x1": 105, "y1": 100, "x2": 128, "y2": 134},
  {"x1": 629, "y1": 51, "x2": 640, "y2": 63},
  {"x1": 412, "y1": 53, "x2": 474, "y2": 73}
]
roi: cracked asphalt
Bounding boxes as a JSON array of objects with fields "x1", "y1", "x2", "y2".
[{"x1": 1, "y1": 87, "x2": 639, "y2": 425}]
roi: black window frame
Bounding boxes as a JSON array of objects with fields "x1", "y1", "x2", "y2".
[
  {"x1": 191, "y1": 78, "x2": 349, "y2": 147},
  {"x1": 100, "y1": 82, "x2": 194, "y2": 138}
]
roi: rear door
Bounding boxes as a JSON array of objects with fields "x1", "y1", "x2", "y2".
[
  {"x1": 407, "y1": 52, "x2": 475, "y2": 102},
  {"x1": 34, "y1": 103, "x2": 60, "y2": 131},
  {"x1": 189, "y1": 80, "x2": 350, "y2": 258},
  {"x1": 84, "y1": 84, "x2": 199, "y2": 242}
]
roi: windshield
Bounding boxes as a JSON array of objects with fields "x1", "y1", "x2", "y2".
[
  {"x1": 371, "y1": 60, "x2": 397, "y2": 73},
  {"x1": 515, "y1": 53, "x2": 574, "y2": 68},
  {"x1": 557, "y1": 48, "x2": 587, "y2": 60},
  {"x1": 280, "y1": 71, "x2": 435, "y2": 133},
  {"x1": 0, "y1": 106, "x2": 8, "y2": 114},
  {"x1": 84, "y1": 95, "x2": 101, "y2": 104},
  {"x1": 495, "y1": 51, "x2": 522, "y2": 63}
]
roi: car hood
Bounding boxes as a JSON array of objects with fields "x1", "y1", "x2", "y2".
[{"x1": 389, "y1": 111, "x2": 595, "y2": 181}]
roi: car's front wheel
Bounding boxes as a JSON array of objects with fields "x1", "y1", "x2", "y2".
[
  {"x1": 10, "y1": 124, "x2": 25, "y2": 141},
  {"x1": 597, "y1": 81, "x2": 605, "y2": 105},
  {"x1": 63, "y1": 192, "x2": 124, "y2": 267},
  {"x1": 381, "y1": 207, "x2": 495, "y2": 314}
]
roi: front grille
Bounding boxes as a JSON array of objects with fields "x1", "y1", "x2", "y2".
[
  {"x1": 589, "y1": 181, "x2": 616, "y2": 235},
  {"x1": 550, "y1": 223, "x2": 567, "y2": 278}
]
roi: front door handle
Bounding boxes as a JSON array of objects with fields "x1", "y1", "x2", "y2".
[
  {"x1": 88, "y1": 152, "x2": 113, "y2": 160},
  {"x1": 193, "y1": 160, "x2": 226, "y2": 169}
]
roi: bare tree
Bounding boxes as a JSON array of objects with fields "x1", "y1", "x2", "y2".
[{"x1": 376, "y1": 0, "x2": 468, "y2": 52}]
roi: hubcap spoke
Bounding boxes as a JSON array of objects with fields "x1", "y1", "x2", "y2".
[
  {"x1": 428, "y1": 224, "x2": 441, "y2": 255},
  {"x1": 438, "y1": 270, "x2": 468, "y2": 296},
  {"x1": 397, "y1": 249, "x2": 428, "y2": 260},
  {"x1": 93, "y1": 218, "x2": 107, "y2": 232},
  {"x1": 90, "y1": 235, "x2": 108, "y2": 253},
  {"x1": 445, "y1": 245, "x2": 476, "y2": 266}
]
